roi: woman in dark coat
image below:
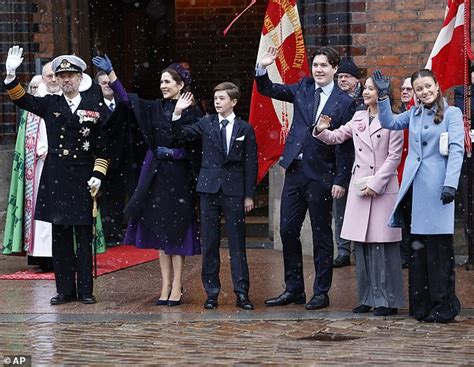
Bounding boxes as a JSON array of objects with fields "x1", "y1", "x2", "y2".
[{"x1": 93, "y1": 56, "x2": 201, "y2": 306}]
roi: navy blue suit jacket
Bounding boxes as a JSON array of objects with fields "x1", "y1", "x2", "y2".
[
  {"x1": 256, "y1": 73, "x2": 356, "y2": 187},
  {"x1": 173, "y1": 114, "x2": 258, "y2": 198}
]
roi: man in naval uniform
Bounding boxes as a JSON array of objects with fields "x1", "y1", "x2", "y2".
[{"x1": 4, "y1": 46, "x2": 109, "y2": 305}]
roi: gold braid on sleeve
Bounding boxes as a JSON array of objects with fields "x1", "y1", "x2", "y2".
[
  {"x1": 93, "y1": 158, "x2": 109, "y2": 176},
  {"x1": 7, "y1": 83, "x2": 26, "y2": 100}
]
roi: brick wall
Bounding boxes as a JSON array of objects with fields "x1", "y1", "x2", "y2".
[
  {"x1": 32, "y1": 0, "x2": 55, "y2": 58},
  {"x1": 0, "y1": 1, "x2": 38, "y2": 146},
  {"x1": 356, "y1": 0, "x2": 447, "y2": 95},
  {"x1": 173, "y1": 0, "x2": 267, "y2": 118},
  {"x1": 301, "y1": 0, "x2": 367, "y2": 61},
  {"x1": 301, "y1": 0, "x2": 465, "y2": 101}
]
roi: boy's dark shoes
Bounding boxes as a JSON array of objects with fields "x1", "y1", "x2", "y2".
[
  {"x1": 236, "y1": 294, "x2": 254, "y2": 310},
  {"x1": 78, "y1": 295, "x2": 97, "y2": 304},
  {"x1": 204, "y1": 297, "x2": 218, "y2": 309},
  {"x1": 50, "y1": 294, "x2": 77, "y2": 305}
]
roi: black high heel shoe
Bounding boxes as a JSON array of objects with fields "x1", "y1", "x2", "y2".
[
  {"x1": 167, "y1": 298, "x2": 181, "y2": 306},
  {"x1": 155, "y1": 290, "x2": 171, "y2": 306},
  {"x1": 167, "y1": 287, "x2": 183, "y2": 306}
]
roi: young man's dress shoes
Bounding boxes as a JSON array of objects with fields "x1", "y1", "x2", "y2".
[
  {"x1": 333, "y1": 255, "x2": 351, "y2": 268},
  {"x1": 204, "y1": 297, "x2": 218, "y2": 309},
  {"x1": 265, "y1": 291, "x2": 306, "y2": 306},
  {"x1": 50, "y1": 294, "x2": 77, "y2": 305},
  {"x1": 236, "y1": 294, "x2": 254, "y2": 310},
  {"x1": 78, "y1": 295, "x2": 97, "y2": 304},
  {"x1": 305, "y1": 294, "x2": 329, "y2": 310}
]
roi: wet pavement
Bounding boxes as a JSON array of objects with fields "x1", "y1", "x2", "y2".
[{"x1": 1, "y1": 248, "x2": 474, "y2": 365}]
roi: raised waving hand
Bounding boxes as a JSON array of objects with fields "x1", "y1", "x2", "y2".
[{"x1": 258, "y1": 46, "x2": 278, "y2": 68}]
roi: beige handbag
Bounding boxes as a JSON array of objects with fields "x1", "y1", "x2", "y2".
[{"x1": 353, "y1": 175, "x2": 375, "y2": 196}]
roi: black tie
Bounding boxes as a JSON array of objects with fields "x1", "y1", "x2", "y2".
[
  {"x1": 312, "y1": 87, "x2": 323, "y2": 124},
  {"x1": 68, "y1": 99, "x2": 75, "y2": 112},
  {"x1": 109, "y1": 102, "x2": 115, "y2": 111},
  {"x1": 221, "y1": 119, "x2": 229, "y2": 154}
]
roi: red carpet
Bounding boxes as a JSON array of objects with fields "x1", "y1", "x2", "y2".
[{"x1": 0, "y1": 245, "x2": 159, "y2": 280}]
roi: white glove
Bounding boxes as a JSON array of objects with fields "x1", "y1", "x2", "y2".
[
  {"x1": 87, "y1": 177, "x2": 102, "y2": 196},
  {"x1": 36, "y1": 145, "x2": 48, "y2": 160},
  {"x1": 6, "y1": 45, "x2": 24, "y2": 76}
]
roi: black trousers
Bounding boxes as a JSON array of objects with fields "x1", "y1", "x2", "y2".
[
  {"x1": 399, "y1": 193, "x2": 412, "y2": 265},
  {"x1": 402, "y1": 188, "x2": 461, "y2": 321},
  {"x1": 458, "y1": 167, "x2": 473, "y2": 250},
  {"x1": 200, "y1": 191, "x2": 249, "y2": 298},
  {"x1": 52, "y1": 224, "x2": 93, "y2": 297},
  {"x1": 280, "y1": 163, "x2": 333, "y2": 296},
  {"x1": 409, "y1": 234, "x2": 461, "y2": 321}
]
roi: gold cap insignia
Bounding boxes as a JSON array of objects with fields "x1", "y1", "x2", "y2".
[{"x1": 60, "y1": 59, "x2": 71, "y2": 68}]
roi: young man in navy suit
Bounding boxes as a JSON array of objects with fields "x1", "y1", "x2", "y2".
[
  {"x1": 256, "y1": 46, "x2": 356, "y2": 310},
  {"x1": 172, "y1": 82, "x2": 258, "y2": 310}
]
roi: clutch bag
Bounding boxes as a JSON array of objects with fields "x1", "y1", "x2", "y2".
[{"x1": 353, "y1": 175, "x2": 375, "y2": 196}]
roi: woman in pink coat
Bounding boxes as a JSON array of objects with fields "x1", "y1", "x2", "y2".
[{"x1": 313, "y1": 75, "x2": 404, "y2": 316}]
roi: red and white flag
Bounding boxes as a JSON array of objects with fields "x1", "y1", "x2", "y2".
[
  {"x1": 425, "y1": 0, "x2": 471, "y2": 153},
  {"x1": 425, "y1": 0, "x2": 465, "y2": 92},
  {"x1": 249, "y1": 0, "x2": 309, "y2": 182}
]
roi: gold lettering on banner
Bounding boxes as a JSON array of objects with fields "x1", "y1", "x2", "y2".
[
  {"x1": 270, "y1": 0, "x2": 306, "y2": 70},
  {"x1": 264, "y1": 14, "x2": 290, "y2": 73}
]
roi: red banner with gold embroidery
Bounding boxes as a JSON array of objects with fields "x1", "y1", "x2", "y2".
[{"x1": 249, "y1": 0, "x2": 309, "y2": 182}]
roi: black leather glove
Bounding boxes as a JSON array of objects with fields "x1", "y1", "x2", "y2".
[
  {"x1": 372, "y1": 70, "x2": 391, "y2": 99},
  {"x1": 440, "y1": 186, "x2": 456, "y2": 205}
]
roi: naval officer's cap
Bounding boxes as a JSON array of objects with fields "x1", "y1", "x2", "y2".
[{"x1": 51, "y1": 55, "x2": 87, "y2": 74}]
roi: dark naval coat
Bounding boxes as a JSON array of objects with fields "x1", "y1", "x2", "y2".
[{"x1": 6, "y1": 78, "x2": 108, "y2": 226}]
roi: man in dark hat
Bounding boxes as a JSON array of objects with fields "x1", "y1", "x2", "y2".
[
  {"x1": 4, "y1": 45, "x2": 109, "y2": 305},
  {"x1": 337, "y1": 57, "x2": 364, "y2": 109},
  {"x1": 331, "y1": 57, "x2": 362, "y2": 268}
]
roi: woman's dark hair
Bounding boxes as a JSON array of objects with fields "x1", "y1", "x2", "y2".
[
  {"x1": 411, "y1": 69, "x2": 444, "y2": 124},
  {"x1": 161, "y1": 67, "x2": 191, "y2": 93},
  {"x1": 310, "y1": 46, "x2": 340, "y2": 68}
]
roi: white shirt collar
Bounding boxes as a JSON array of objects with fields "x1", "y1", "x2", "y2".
[
  {"x1": 315, "y1": 80, "x2": 334, "y2": 95},
  {"x1": 65, "y1": 94, "x2": 82, "y2": 111},
  {"x1": 218, "y1": 112, "x2": 236, "y2": 124},
  {"x1": 104, "y1": 98, "x2": 116, "y2": 108}
]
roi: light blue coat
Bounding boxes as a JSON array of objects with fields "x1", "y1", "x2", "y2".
[{"x1": 378, "y1": 98, "x2": 464, "y2": 234}]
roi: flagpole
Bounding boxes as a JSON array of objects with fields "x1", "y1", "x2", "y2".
[{"x1": 464, "y1": 0, "x2": 474, "y2": 269}]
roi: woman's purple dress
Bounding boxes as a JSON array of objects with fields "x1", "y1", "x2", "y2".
[{"x1": 111, "y1": 90, "x2": 201, "y2": 256}]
